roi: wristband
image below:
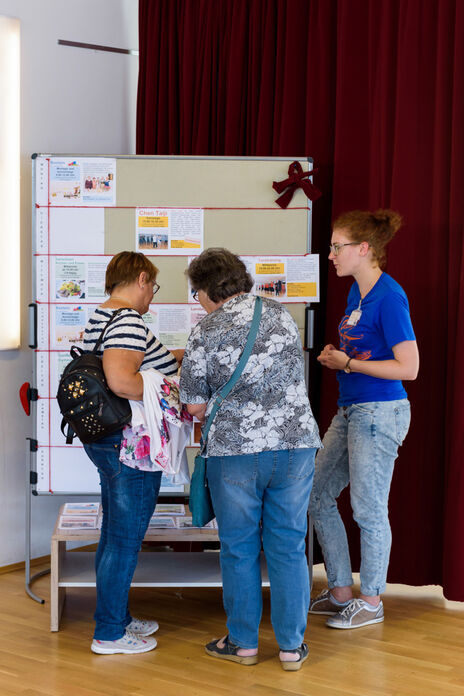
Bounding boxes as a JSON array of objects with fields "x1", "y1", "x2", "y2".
[{"x1": 344, "y1": 357, "x2": 353, "y2": 374}]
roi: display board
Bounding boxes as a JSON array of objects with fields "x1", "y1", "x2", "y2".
[{"x1": 31, "y1": 155, "x2": 318, "y2": 494}]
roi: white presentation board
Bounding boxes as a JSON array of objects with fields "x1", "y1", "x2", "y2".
[{"x1": 31, "y1": 155, "x2": 318, "y2": 493}]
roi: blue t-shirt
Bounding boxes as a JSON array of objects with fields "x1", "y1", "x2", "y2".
[{"x1": 337, "y1": 273, "x2": 416, "y2": 406}]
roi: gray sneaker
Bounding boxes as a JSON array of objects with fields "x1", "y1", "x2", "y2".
[
  {"x1": 308, "y1": 589, "x2": 351, "y2": 615},
  {"x1": 91, "y1": 630, "x2": 157, "y2": 654},
  {"x1": 326, "y1": 598, "x2": 384, "y2": 629}
]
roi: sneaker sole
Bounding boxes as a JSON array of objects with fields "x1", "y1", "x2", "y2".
[
  {"x1": 326, "y1": 616, "x2": 384, "y2": 630},
  {"x1": 308, "y1": 608, "x2": 337, "y2": 615},
  {"x1": 91, "y1": 641, "x2": 157, "y2": 655},
  {"x1": 204, "y1": 647, "x2": 258, "y2": 665}
]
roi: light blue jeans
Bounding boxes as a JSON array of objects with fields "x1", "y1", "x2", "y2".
[
  {"x1": 206, "y1": 447, "x2": 316, "y2": 651},
  {"x1": 309, "y1": 400, "x2": 410, "y2": 596}
]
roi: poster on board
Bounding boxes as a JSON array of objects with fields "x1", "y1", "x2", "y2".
[
  {"x1": 187, "y1": 255, "x2": 319, "y2": 303},
  {"x1": 41, "y1": 157, "x2": 117, "y2": 206},
  {"x1": 136, "y1": 208, "x2": 204, "y2": 255},
  {"x1": 35, "y1": 256, "x2": 110, "y2": 304}
]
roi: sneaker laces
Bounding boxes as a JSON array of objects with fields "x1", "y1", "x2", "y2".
[
  {"x1": 122, "y1": 630, "x2": 143, "y2": 643},
  {"x1": 339, "y1": 598, "x2": 364, "y2": 618},
  {"x1": 315, "y1": 589, "x2": 331, "y2": 601}
]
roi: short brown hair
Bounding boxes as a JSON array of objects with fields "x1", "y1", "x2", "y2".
[
  {"x1": 187, "y1": 248, "x2": 253, "y2": 302},
  {"x1": 105, "y1": 251, "x2": 158, "y2": 294},
  {"x1": 333, "y1": 209, "x2": 403, "y2": 269}
]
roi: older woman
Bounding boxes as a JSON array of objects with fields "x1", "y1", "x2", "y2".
[
  {"x1": 82, "y1": 251, "x2": 182, "y2": 655},
  {"x1": 179, "y1": 248, "x2": 321, "y2": 670}
]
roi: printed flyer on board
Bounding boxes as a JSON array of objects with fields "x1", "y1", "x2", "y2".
[
  {"x1": 48, "y1": 157, "x2": 116, "y2": 206},
  {"x1": 188, "y1": 255, "x2": 320, "y2": 303},
  {"x1": 136, "y1": 208, "x2": 204, "y2": 255},
  {"x1": 142, "y1": 304, "x2": 206, "y2": 348}
]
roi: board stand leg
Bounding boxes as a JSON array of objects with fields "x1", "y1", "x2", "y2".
[
  {"x1": 50, "y1": 539, "x2": 65, "y2": 631},
  {"x1": 25, "y1": 438, "x2": 49, "y2": 603}
]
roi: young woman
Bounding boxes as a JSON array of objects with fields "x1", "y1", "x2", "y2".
[{"x1": 309, "y1": 210, "x2": 419, "y2": 629}]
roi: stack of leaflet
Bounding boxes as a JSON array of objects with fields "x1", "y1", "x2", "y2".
[
  {"x1": 148, "y1": 504, "x2": 218, "y2": 529},
  {"x1": 58, "y1": 502, "x2": 101, "y2": 530}
]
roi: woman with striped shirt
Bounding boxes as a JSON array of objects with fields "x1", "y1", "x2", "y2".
[{"x1": 82, "y1": 251, "x2": 181, "y2": 655}]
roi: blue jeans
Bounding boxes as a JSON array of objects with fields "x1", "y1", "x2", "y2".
[
  {"x1": 206, "y1": 447, "x2": 316, "y2": 651},
  {"x1": 309, "y1": 400, "x2": 411, "y2": 596},
  {"x1": 84, "y1": 431, "x2": 162, "y2": 640}
]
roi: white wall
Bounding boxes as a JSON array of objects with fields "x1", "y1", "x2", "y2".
[{"x1": 0, "y1": 0, "x2": 139, "y2": 565}]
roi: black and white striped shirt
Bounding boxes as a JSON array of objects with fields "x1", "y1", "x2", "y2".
[{"x1": 84, "y1": 307, "x2": 178, "y2": 376}]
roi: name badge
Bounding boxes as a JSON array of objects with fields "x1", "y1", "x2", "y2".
[{"x1": 347, "y1": 309, "x2": 362, "y2": 326}]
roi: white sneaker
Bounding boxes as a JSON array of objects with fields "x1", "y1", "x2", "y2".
[
  {"x1": 126, "y1": 618, "x2": 159, "y2": 636},
  {"x1": 91, "y1": 630, "x2": 157, "y2": 654}
]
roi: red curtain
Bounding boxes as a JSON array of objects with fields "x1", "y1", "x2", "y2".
[{"x1": 137, "y1": 0, "x2": 464, "y2": 600}]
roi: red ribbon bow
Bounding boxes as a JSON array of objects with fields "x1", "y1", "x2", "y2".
[{"x1": 272, "y1": 161, "x2": 321, "y2": 209}]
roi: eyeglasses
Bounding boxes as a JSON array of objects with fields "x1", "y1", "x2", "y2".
[
  {"x1": 152, "y1": 282, "x2": 160, "y2": 295},
  {"x1": 329, "y1": 242, "x2": 360, "y2": 256},
  {"x1": 192, "y1": 290, "x2": 199, "y2": 302}
]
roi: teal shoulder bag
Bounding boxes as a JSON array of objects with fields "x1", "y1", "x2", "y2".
[{"x1": 189, "y1": 296, "x2": 263, "y2": 527}]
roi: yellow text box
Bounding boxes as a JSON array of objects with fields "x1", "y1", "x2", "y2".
[
  {"x1": 138, "y1": 216, "x2": 168, "y2": 228},
  {"x1": 171, "y1": 240, "x2": 201, "y2": 249},
  {"x1": 255, "y1": 263, "x2": 285, "y2": 274},
  {"x1": 287, "y1": 282, "x2": 317, "y2": 297}
]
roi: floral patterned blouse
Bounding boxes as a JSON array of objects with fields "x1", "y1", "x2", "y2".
[{"x1": 179, "y1": 294, "x2": 321, "y2": 457}]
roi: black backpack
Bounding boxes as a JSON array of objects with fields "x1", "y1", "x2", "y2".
[{"x1": 57, "y1": 308, "x2": 132, "y2": 444}]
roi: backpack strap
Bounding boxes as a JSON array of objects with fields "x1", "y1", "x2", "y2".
[
  {"x1": 92, "y1": 307, "x2": 131, "y2": 354},
  {"x1": 61, "y1": 418, "x2": 75, "y2": 444}
]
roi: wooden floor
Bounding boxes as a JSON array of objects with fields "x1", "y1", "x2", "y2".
[{"x1": 1, "y1": 561, "x2": 463, "y2": 696}]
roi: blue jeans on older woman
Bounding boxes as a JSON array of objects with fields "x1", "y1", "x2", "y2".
[
  {"x1": 309, "y1": 399, "x2": 411, "y2": 597},
  {"x1": 206, "y1": 447, "x2": 316, "y2": 651},
  {"x1": 84, "y1": 430, "x2": 162, "y2": 640}
]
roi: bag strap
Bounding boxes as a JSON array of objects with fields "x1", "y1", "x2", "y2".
[
  {"x1": 200, "y1": 296, "x2": 263, "y2": 448},
  {"x1": 61, "y1": 418, "x2": 75, "y2": 444},
  {"x1": 92, "y1": 307, "x2": 129, "y2": 353}
]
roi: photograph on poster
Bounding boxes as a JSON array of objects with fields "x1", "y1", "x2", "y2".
[
  {"x1": 136, "y1": 208, "x2": 204, "y2": 255},
  {"x1": 47, "y1": 157, "x2": 116, "y2": 206}
]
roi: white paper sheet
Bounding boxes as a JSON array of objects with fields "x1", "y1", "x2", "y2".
[{"x1": 48, "y1": 208, "x2": 105, "y2": 254}]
